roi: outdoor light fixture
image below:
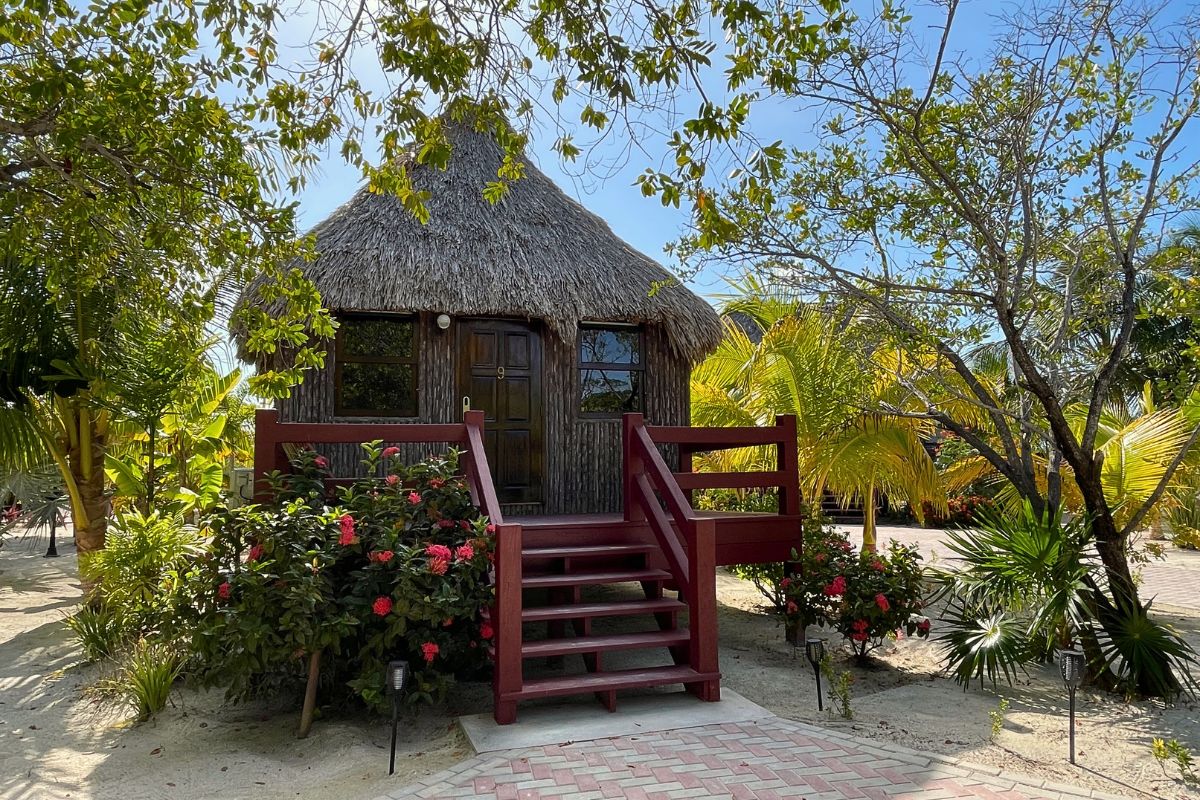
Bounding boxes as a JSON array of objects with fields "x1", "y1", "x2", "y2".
[
  {"x1": 387, "y1": 660, "x2": 410, "y2": 775},
  {"x1": 1058, "y1": 648, "x2": 1085, "y2": 765},
  {"x1": 805, "y1": 637, "x2": 826, "y2": 712},
  {"x1": 436, "y1": 313, "x2": 451, "y2": 330}
]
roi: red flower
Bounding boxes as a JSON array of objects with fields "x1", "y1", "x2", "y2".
[
  {"x1": 421, "y1": 642, "x2": 439, "y2": 663},
  {"x1": 823, "y1": 575, "x2": 847, "y2": 597},
  {"x1": 480, "y1": 623, "x2": 494, "y2": 640},
  {"x1": 429, "y1": 557, "x2": 449, "y2": 576},
  {"x1": 425, "y1": 543, "x2": 452, "y2": 560},
  {"x1": 217, "y1": 582, "x2": 232, "y2": 600},
  {"x1": 247, "y1": 544, "x2": 265, "y2": 562},
  {"x1": 372, "y1": 596, "x2": 393, "y2": 617},
  {"x1": 386, "y1": 474, "x2": 399, "y2": 486},
  {"x1": 851, "y1": 619, "x2": 868, "y2": 632},
  {"x1": 408, "y1": 491, "x2": 422, "y2": 504},
  {"x1": 454, "y1": 544, "x2": 475, "y2": 562},
  {"x1": 437, "y1": 518, "x2": 454, "y2": 529},
  {"x1": 839, "y1": 541, "x2": 853, "y2": 552},
  {"x1": 917, "y1": 619, "x2": 932, "y2": 635},
  {"x1": 786, "y1": 600, "x2": 798, "y2": 614},
  {"x1": 875, "y1": 594, "x2": 890, "y2": 612},
  {"x1": 382, "y1": 446, "x2": 401, "y2": 458},
  {"x1": 814, "y1": 552, "x2": 827, "y2": 564},
  {"x1": 429, "y1": 478, "x2": 445, "y2": 489},
  {"x1": 485, "y1": 523, "x2": 496, "y2": 534},
  {"x1": 443, "y1": 617, "x2": 454, "y2": 627},
  {"x1": 314, "y1": 456, "x2": 328, "y2": 468},
  {"x1": 340, "y1": 514, "x2": 355, "y2": 536},
  {"x1": 369, "y1": 550, "x2": 395, "y2": 564},
  {"x1": 780, "y1": 577, "x2": 792, "y2": 589},
  {"x1": 458, "y1": 520, "x2": 471, "y2": 530},
  {"x1": 850, "y1": 632, "x2": 869, "y2": 642}
]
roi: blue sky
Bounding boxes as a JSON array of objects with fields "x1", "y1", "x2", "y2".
[{"x1": 275, "y1": 0, "x2": 1198, "y2": 305}]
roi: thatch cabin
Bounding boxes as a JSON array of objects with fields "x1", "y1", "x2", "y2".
[{"x1": 237, "y1": 123, "x2": 722, "y2": 517}]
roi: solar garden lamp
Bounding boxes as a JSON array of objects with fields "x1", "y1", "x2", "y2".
[
  {"x1": 387, "y1": 660, "x2": 410, "y2": 775},
  {"x1": 1058, "y1": 648, "x2": 1085, "y2": 765},
  {"x1": 805, "y1": 638, "x2": 826, "y2": 712}
]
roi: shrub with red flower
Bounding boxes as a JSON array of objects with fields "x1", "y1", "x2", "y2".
[
  {"x1": 178, "y1": 442, "x2": 497, "y2": 719},
  {"x1": 381, "y1": 446, "x2": 401, "y2": 459},
  {"x1": 782, "y1": 523, "x2": 931, "y2": 660}
]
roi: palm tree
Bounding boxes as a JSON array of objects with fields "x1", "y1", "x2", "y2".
[{"x1": 692, "y1": 285, "x2": 945, "y2": 549}]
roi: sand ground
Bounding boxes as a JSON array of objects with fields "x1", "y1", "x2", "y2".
[{"x1": 2, "y1": 530, "x2": 1197, "y2": 800}]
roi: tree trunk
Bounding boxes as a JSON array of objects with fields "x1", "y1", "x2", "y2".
[
  {"x1": 862, "y1": 482, "x2": 877, "y2": 552},
  {"x1": 71, "y1": 425, "x2": 108, "y2": 589}
]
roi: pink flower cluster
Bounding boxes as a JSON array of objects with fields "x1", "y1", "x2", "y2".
[
  {"x1": 373, "y1": 596, "x2": 393, "y2": 617},
  {"x1": 338, "y1": 514, "x2": 357, "y2": 546},
  {"x1": 426, "y1": 543, "x2": 452, "y2": 574},
  {"x1": 368, "y1": 550, "x2": 394, "y2": 564},
  {"x1": 382, "y1": 446, "x2": 400, "y2": 459},
  {"x1": 875, "y1": 593, "x2": 890, "y2": 612},
  {"x1": 246, "y1": 544, "x2": 265, "y2": 563},
  {"x1": 421, "y1": 642, "x2": 439, "y2": 663},
  {"x1": 850, "y1": 619, "x2": 869, "y2": 642},
  {"x1": 822, "y1": 575, "x2": 847, "y2": 597}
]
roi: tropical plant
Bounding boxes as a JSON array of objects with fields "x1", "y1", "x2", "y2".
[
  {"x1": 691, "y1": 285, "x2": 945, "y2": 550},
  {"x1": 96, "y1": 638, "x2": 183, "y2": 721},
  {"x1": 64, "y1": 606, "x2": 125, "y2": 662},
  {"x1": 935, "y1": 502, "x2": 1198, "y2": 697}
]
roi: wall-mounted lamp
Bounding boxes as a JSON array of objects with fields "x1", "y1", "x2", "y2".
[{"x1": 436, "y1": 313, "x2": 451, "y2": 330}]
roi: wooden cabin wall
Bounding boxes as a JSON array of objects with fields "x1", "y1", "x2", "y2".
[{"x1": 276, "y1": 315, "x2": 691, "y2": 514}]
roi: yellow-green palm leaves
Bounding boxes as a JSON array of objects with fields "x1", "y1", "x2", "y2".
[{"x1": 691, "y1": 297, "x2": 945, "y2": 548}]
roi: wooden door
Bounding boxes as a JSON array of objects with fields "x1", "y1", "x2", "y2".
[{"x1": 457, "y1": 319, "x2": 543, "y2": 505}]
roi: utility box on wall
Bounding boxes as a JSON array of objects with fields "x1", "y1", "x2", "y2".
[{"x1": 227, "y1": 468, "x2": 255, "y2": 508}]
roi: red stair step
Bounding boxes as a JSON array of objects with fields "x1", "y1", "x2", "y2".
[
  {"x1": 507, "y1": 665, "x2": 719, "y2": 701},
  {"x1": 522, "y1": 597, "x2": 685, "y2": 623},
  {"x1": 522, "y1": 568, "x2": 671, "y2": 589},
  {"x1": 522, "y1": 544, "x2": 654, "y2": 559},
  {"x1": 521, "y1": 629, "x2": 688, "y2": 659}
]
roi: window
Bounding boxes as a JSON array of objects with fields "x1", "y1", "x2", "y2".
[
  {"x1": 578, "y1": 324, "x2": 643, "y2": 416},
  {"x1": 335, "y1": 314, "x2": 419, "y2": 417}
]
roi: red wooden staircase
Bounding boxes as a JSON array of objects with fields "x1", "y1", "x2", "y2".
[{"x1": 252, "y1": 409, "x2": 803, "y2": 726}]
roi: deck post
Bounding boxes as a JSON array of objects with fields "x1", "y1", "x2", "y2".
[
  {"x1": 492, "y1": 521, "x2": 523, "y2": 724},
  {"x1": 622, "y1": 413, "x2": 646, "y2": 522},
  {"x1": 253, "y1": 409, "x2": 282, "y2": 503},
  {"x1": 775, "y1": 414, "x2": 801, "y2": 516},
  {"x1": 686, "y1": 517, "x2": 720, "y2": 701}
]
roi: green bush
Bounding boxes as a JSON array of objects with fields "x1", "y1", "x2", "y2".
[
  {"x1": 175, "y1": 442, "x2": 495, "y2": 710},
  {"x1": 782, "y1": 530, "x2": 931, "y2": 660},
  {"x1": 65, "y1": 605, "x2": 125, "y2": 662},
  {"x1": 98, "y1": 638, "x2": 182, "y2": 720}
]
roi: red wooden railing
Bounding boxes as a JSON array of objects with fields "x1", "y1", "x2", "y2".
[
  {"x1": 252, "y1": 409, "x2": 524, "y2": 721},
  {"x1": 622, "y1": 412, "x2": 801, "y2": 701}
]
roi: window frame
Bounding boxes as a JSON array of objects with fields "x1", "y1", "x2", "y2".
[
  {"x1": 577, "y1": 323, "x2": 645, "y2": 418},
  {"x1": 333, "y1": 312, "x2": 421, "y2": 418}
]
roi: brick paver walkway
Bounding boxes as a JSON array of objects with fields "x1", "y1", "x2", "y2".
[{"x1": 381, "y1": 717, "x2": 1125, "y2": 800}]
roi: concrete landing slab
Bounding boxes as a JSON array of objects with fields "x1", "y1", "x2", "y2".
[{"x1": 458, "y1": 689, "x2": 774, "y2": 753}]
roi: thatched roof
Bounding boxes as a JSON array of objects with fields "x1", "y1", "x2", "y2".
[{"x1": 235, "y1": 123, "x2": 722, "y2": 363}]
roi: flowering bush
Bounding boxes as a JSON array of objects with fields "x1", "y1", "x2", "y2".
[
  {"x1": 176, "y1": 442, "x2": 494, "y2": 710},
  {"x1": 783, "y1": 531, "x2": 931, "y2": 660},
  {"x1": 922, "y1": 494, "x2": 994, "y2": 527}
]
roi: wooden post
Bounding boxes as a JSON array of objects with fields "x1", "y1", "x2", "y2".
[
  {"x1": 775, "y1": 414, "x2": 801, "y2": 516},
  {"x1": 253, "y1": 409, "x2": 281, "y2": 503},
  {"x1": 686, "y1": 517, "x2": 720, "y2": 701},
  {"x1": 492, "y1": 521, "x2": 523, "y2": 725},
  {"x1": 297, "y1": 649, "x2": 321, "y2": 738},
  {"x1": 622, "y1": 413, "x2": 645, "y2": 522}
]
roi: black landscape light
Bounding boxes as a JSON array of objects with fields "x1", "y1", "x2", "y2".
[
  {"x1": 1058, "y1": 648, "x2": 1085, "y2": 765},
  {"x1": 805, "y1": 637, "x2": 826, "y2": 712},
  {"x1": 387, "y1": 660, "x2": 410, "y2": 775}
]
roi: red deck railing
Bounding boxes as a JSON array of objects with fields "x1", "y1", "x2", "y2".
[{"x1": 621, "y1": 412, "x2": 801, "y2": 703}]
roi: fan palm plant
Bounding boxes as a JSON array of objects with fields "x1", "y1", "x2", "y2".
[{"x1": 692, "y1": 285, "x2": 945, "y2": 548}]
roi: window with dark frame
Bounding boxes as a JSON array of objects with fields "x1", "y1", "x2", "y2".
[
  {"x1": 578, "y1": 324, "x2": 643, "y2": 416},
  {"x1": 334, "y1": 314, "x2": 419, "y2": 417}
]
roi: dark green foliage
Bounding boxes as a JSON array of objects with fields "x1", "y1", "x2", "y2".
[{"x1": 64, "y1": 606, "x2": 125, "y2": 663}]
